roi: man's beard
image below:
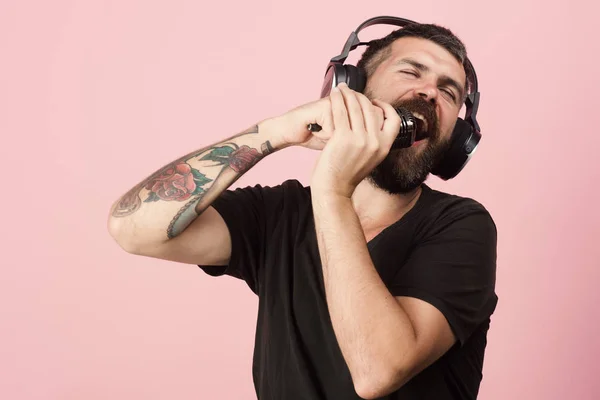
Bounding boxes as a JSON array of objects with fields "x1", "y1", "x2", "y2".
[{"x1": 365, "y1": 94, "x2": 451, "y2": 194}]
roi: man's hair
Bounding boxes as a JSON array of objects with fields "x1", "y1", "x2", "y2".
[{"x1": 356, "y1": 23, "x2": 475, "y2": 99}]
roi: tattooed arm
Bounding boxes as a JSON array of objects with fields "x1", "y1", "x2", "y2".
[
  {"x1": 107, "y1": 118, "x2": 288, "y2": 265},
  {"x1": 108, "y1": 95, "x2": 333, "y2": 265}
]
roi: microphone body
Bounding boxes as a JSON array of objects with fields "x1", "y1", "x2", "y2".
[{"x1": 307, "y1": 108, "x2": 426, "y2": 149}]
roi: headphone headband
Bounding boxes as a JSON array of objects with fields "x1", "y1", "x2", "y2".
[
  {"x1": 331, "y1": 16, "x2": 416, "y2": 63},
  {"x1": 333, "y1": 16, "x2": 479, "y2": 92}
]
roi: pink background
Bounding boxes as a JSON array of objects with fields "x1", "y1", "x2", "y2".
[{"x1": 1, "y1": 0, "x2": 599, "y2": 399}]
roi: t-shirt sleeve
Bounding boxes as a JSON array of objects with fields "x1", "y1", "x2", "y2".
[
  {"x1": 197, "y1": 182, "x2": 285, "y2": 294},
  {"x1": 388, "y1": 205, "x2": 498, "y2": 346}
]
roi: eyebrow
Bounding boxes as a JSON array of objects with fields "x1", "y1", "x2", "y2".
[{"x1": 395, "y1": 57, "x2": 465, "y2": 103}]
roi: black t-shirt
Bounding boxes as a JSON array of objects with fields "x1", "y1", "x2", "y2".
[{"x1": 199, "y1": 179, "x2": 498, "y2": 400}]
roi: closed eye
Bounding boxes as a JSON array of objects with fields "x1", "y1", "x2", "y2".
[
  {"x1": 400, "y1": 70, "x2": 418, "y2": 77},
  {"x1": 441, "y1": 88, "x2": 457, "y2": 101}
]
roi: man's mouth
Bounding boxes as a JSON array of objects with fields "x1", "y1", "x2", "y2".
[{"x1": 411, "y1": 111, "x2": 429, "y2": 134}]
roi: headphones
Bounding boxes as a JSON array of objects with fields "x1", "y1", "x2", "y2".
[{"x1": 319, "y1": 16, "x2": 482, "y2": 180}]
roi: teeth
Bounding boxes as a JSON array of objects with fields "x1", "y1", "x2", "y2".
[{"x1": 412, "y1": 112, "x2": 428, "y2": 132}]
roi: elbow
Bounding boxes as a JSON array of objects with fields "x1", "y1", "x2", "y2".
[
  {"x1": 107, "y1": 214, "x2": 141, "y2": 255},
  {"x1": 353, "y1": 364, "x2": 411, "y2": 400},
  {"x1": 107, "y1": 214, "x2": 167, "y2": 257},
  {"x1": 354, "y1": 382, "x2": 381, "y2": 400},
  {"x1": 354, "y1": 380, "x2": 392, "y2": 400}
]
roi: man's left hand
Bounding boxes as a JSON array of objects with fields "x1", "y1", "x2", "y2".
[{"x1": 310, "y1": 83, "x2": 402, "y2": 199}]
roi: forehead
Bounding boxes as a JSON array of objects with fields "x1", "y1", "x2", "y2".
[{"x1": 382, "y1": 37, "x2": 466, "y2": 85}]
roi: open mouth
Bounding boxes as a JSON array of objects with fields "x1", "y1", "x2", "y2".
[{"x1": 411, "y1": 112, "x2": 429, "y2": 135}]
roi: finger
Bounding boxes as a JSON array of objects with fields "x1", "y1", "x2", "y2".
[
  {"x1": 330, "y1": 85, "x2": 349, "y2": 132},
  {"x1": 310, "y1": 128, "x2": 332, "y2": 142},
  {"x1": 375, "y1": 107, "x2": 384, "y2": 130},
  {"x1": 356, "y1": 94, "x2": 383, "y2": 136},
  {"x1": 306, "y1": 137, "x2": 327, "y2": 151},
  {"x1": 373, "y1": 99, "x2": 402, "y2": 146},
  {"x1": 310, "y1": 98, "x2": 334, "y2": 141},
  {"x1": 338, "y1": 83, "x2": 366, "y2": 134}
]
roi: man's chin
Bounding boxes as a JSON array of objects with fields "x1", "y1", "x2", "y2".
[
  {"x1": 366, "y1": 171, "x2": 426, "y2": 195},
  {"x1": 367, "y1": 139, "x2": 442, "y2": 194},
  {"x1": 390, "y1": 138, "x2": 428, "y2": 155},
  {"x1": 392, "y1": 141, "x2": 427, "y2": 163}
]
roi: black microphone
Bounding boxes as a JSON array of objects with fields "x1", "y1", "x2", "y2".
[{"x1": 307, "y1": 108, "x2": 428, "y2": 149}]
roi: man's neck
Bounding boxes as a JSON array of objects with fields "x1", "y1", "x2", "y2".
[{"x1": 351, "y1": 179, "x2": 422, "y2": 235}]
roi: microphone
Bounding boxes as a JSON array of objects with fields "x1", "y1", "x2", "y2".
[{"x1": 307, "y1": 108, "x2": 427, "y2": 149}]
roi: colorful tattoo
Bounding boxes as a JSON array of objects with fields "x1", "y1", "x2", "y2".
[
  {"x1": 111, "y1": 124, "x2": 273, "y2": 239},
  {"x1": 111, "y1": 154, "x2": 211, "y2": 219},
  {"x1": 112, "y1": 182, "x2": 145, "y2": 217},
  {"x1": 165, "y1": 140, "x2": 271, "y2": 238},
  {"x1": 168, "y1": 195, "x2": 205, "y2": 238},
  {"x1": 201, "y1": 143, "x2": 261, "y2": 172}
]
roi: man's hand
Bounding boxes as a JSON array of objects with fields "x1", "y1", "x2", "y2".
[
  {"x1": 310, "y1": 83, "x2": 402, "y2": 198},
  {"x1": 260, "y1": 95, "x2": 335, "y2": 151}
]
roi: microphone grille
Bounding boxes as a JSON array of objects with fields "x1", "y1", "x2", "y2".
[{"x1": 393, "y1": 108, "x2": 417, "y2": 148}]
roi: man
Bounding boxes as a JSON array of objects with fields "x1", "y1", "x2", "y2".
[{"x1": 108, "y1": 20, "x2": 497, "y2": 400}]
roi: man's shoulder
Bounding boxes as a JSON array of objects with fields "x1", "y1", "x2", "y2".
[
  {"x1": 419, "y1": 184, "x2": 496, "y2": 231},
  {"x1": 230, "y1": 179, "x2": 308, "y2": 197},
  {"x1": 229, "y1": 179, "x2": 311, "y2": 210},
  {"x1": 423, "y1": 184, "x2": 491, "y2": 213},
  {"x1": 265, "y1": 179, "x2": 310, "y2": 199}
]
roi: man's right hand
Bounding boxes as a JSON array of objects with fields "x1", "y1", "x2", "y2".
[
  {"x1": 265, "y1": 91, "x2": 386, "y2": 152},
  {"x1": 263, "y1": 96, "x2": 335, "y2": 151}
]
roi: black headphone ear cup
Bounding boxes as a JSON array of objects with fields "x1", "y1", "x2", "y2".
[
  {"x1": 320, "y1": 63, "x2": 342, "y2": 98},
  {"x1": 431, "y1": 118, "x2": 481, "y2": 180},
  {"x1": 343, "y1": 65, "x2": 366, "y2": 93},
  {"x1": 321, "y1": 63, "x2": 367, "y2": 98}
]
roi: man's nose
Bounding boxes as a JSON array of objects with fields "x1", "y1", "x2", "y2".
[{"x1": 416, "y1": 84, "x2": 438, "y2": 104}]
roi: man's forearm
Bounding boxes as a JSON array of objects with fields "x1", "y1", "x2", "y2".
[
  {"x1": 311, "y1": 193, "x2": 416, "y2": 395},
  {"x1": 108, "y1": 119, "x2": 286, "y2": 248}
]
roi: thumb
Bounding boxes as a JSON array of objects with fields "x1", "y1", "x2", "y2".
[{"x1": 373, "y1": 99, "x2": 401, "y2": 145}]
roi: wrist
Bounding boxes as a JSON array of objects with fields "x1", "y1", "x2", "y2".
[
  {"x1": 311, "y1": 187, "x2": 353, "y2": 205},
  {"x1": 311, "y1": 177, "x2": 355, "y2": 200},
  {"x1": 257, "y1": 116, "x2": 294, "y2": 152}
]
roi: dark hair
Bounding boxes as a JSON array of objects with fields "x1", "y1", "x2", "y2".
[{"x1": 356, "y1": 23, "x2": 475, "y2": 99}]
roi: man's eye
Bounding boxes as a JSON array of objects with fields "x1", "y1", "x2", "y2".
[
  {"x1": 441, "y1": 88, "x2": 456, "y2": 100},
  {"x1": 400, "y1": 70, "x2": 418, "y2": 77}
]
